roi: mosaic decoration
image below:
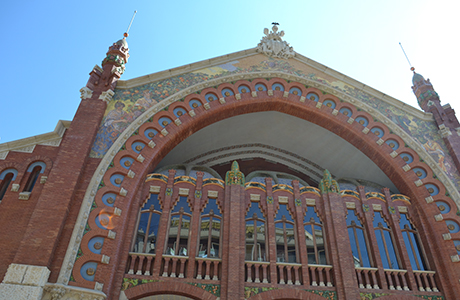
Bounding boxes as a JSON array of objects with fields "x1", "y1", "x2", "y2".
[
  {"x1": 305, "y1": 289, "x2": 337, "y2": 300},
  {"x1": 416, "y1": 295, "x2": 445, "y2": 300},
  {"x1": 244, "y1": 287, "x2": 277, "y2": 299},
  {"x1": 186, "y1": 282, "x2": 220, "y2": 297},
  {"x1": 319, "y1": 169, "x2": 340, "y2": 194},
  {"x1": 195, "y1": 190, "x2": 202, "y2": 198},
  {"x1": 121, "y1": 278, "x2": 159, "y2": 291},
  {"x1": 360, "y1": 292, "x2": 390, "y2": 300},
  {"x1": 225, "y1": 161, "x2": 245, "y2": 186},
  {"x1": 267, "y1": 196, "x2": 274, "y2": 204},
  {"x1": 88, "y1": 54, "x2": 460, "y2": 191},
  {"x1": 295, "y1": 198, "x2": 302, "y2": 206}
]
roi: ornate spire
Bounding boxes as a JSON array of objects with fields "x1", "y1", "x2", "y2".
[
  {"x1": 319, "y1": 169, "x2": 340, "y2": 194},
  {"x1": 225, "y1": 161, "x2": 245, "y2": 186},
  {"x1": 256, "y1": 23, "x2": 295, "y2": 59},
  {"x1": 411, "y1": 68, "x2": 440, "y2": 112}
]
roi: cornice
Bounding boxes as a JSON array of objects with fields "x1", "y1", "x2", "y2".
[{"x1": 0, "y1": 120, "x2": 71, "y2": 159}]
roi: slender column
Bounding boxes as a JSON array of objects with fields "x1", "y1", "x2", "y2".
[
  {"x1": 383, "y1": 188, "x2": 416, "y2": 291},
  {"x1": 186, "y1": 172, "x2": 204, "y2": 278},
  {"x1": 220, "y1": 162, "x2": 245, "y2": 300},
  {"x1": 264, "y1": 178, "x2": 278, "y2": 283},
  {"x1": 292, "y1": 180, "x2": 310, "y2": 286},
  {"x1": 152, "y1": 170, "x2": 176, "y2": 276},
  {"x1": 319, "y1": 170, "x2": 360, "y2": 299}
]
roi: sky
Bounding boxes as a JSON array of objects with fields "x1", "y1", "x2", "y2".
[{"x1": 1, "y1": 0, "x2": 459, "y2": 144}]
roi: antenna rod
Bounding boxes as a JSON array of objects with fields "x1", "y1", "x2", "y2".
[
  {"x1": 126, "y1": 10, "x2": 137, "y2": 35},
  {"x1": 399, "y1": 42, "x2": 413, "y2": 69}
]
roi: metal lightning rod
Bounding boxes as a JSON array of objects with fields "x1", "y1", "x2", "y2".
[
  {"x1": 124, "y1": 10, "x2": 137, "y2": 38},
  {"x1": 399, "y1": 42, "x2": 415, "y2": 72}
]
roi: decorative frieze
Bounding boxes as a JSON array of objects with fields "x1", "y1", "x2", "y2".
[
  {"x1": 107, "y1": 230, "x2": 116, "y2": 240},
  {"x1": 161, "y1": 129, "x2": 168, "y2": 136},
  {"x1": 179, "y1": 188, "x2": 189, "y2": 196},
  {"x1": 439, "y1": 124, "x2": 452, "y2": 138},
  {"x1": 219, "y1": 97, "x2": 226, "y2": 104},
  {"x1": 283, "y1": 91, "x2": 289, "y2": 98},
  {"x1": 414, "y1": 180, "x2": 423, "y2": 187},
  {"x1": 402, "y1": 164, "x2": 411, "y2": 172},
  {"x1": 189, "y1": 110, "x2": 196, "y2": 117},
  {"x1": 174, "y1": 118, "x2": 181, "y2": 126},
  {"x1": 127, "y1": 170, "x2": 135, "y2": 179},
  {"x1": 425, "y1": 196, "x2": 434, "y2": 203},
  {"x1": 250, "y1": 194, "x2": 261, "y2": 201},
  {"x1": 98, "y1": 89, "x2": 114, "y2": 104},
  {"x1": 347, "y1": 117, "x2": 354, "y2": 124},
  {"x1": 79, "y1": 86, "x2": 93, "y2": 100},
  {"x1": 251, "y1": 91, "x2": 257, "y2": 97},
  {"x1": 119, "y1": 188, "x2": 127, "y2": 197},
  {"x1": 362, "y1": 127, "x2": 369, "y2": 134},
  {"x1": 332, "y1": 109, "x2": 339, "y2": 116},
  {"x1": 11, "y1": 184, "x2": 20, "y2": 192},
  {"x1": 136, "y1": 154, "x2": 145, "y2": 163},
  {"x1": 442, "y1": 233, "x2": 452, "y2": 240},
  {"x1": 434, "y1": 214, "x2": 443, "y2": 221},
  {"x1": 208, "y1": 190, "x2": 218, "y2": 198},
  {"x1": 148, "y1": 140, "x2": 156, "y2": 148},
  {"x1": 40, "y1": 176, "x2": 48, "y2": 184},
  {"x1": 299, "y1": 96, "x2": 306, "y2": 102},
  {"x1": 305, "y1": 198, "x2": 316, "y2": 206},
  {"x1": 114, "y1": 208, "x2": 122, "y2": 216},
  {"x1": 346, "y1": 202, "x2": 356, "y2": 209},
  {"x1": 372, "y1": 204, "x2": 382, "y2": 211},
  {"x1": 278, "y1": 196, "x2": 288, "y2": 204},
  {"x1": 19, "y1": 192, "x2": 31, "y2": 200},
  {"x1": 204, "y1": 103, "x2": 211, "y2": 110},
  {"x1": 376, "y1": 139, "x2": 384, "y2": 146},
  {"x1": 451, "y1": 255, "x2": 460, "y2": 263},
  {"x1": 101, "y1": 255, "x2": 110, "y2": 264},
  {"x1": 390, "y1": 151, "x2": 398, "y2": 158},
  {"x1": 150, "y1": 186, "x2": 161, "y2": 193},
  {"x1": 316, "y1": 102, "x2": 322, "y2": 109},
  {"x1": 397, "y1": 206, "x2": 408, "y2": 213},
  {"x1": 267, "y1": 90, "x2": 273, "y2": 96}
]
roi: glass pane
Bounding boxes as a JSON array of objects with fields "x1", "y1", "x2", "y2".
[
  {"x1": 346, "y1": 209, "x2": 371, "y2": 267},
  {"x1": 275, "y1": 204, "x2": 296, "y2": 263},
  {"x1": 400, "y1": 214, "x2": 427, "y2": 270},
  {"x1": 373, "y1": 212, "x2": 399, "y2": 269},
  {"x1": 304, "y1": 206, "x2": 326, "y2": 265}
]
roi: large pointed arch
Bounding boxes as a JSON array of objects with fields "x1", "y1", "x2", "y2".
[{"x1": 59, "y1": 74, "x2": 460, "y2": 297}]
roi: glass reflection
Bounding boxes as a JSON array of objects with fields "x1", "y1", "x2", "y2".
[
  {"x1": 304, "y1": 206, "x2": 327, "y2": 265},
  {"x1": 166, "y1": 196, "x2": 192, "y2": 256},
  {"x1": 245, "y1": 201, "x2": 267, "y2": 261},
  {"x1": 134, "y1": 193, "x2": 162, "y2": 253},
  {"x1": 400, "y1": 214, "x2": 427, "y2": 270},
  {"x1": 274, "y1": 204, "x2": 297, "y2": 263},
  {"x1": 346, "y1": 209, "x2": 371, "y2": 267},
  {"x1": 373, "y1": 212, "x2": 399, "y2": 269},
  {"x1": 198, "y1": 198, "x2": 222, "y2": 258}
]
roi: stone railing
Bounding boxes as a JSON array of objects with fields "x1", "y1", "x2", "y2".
[
  {"x1": 413, "y1": 270, "x2": 439, "y2": 292},
  {"x1": 127, "y1": 252, "x2": 155, "y2": 276},
  {"x1": 195, "y1": 257, "x2": 221, "y2": 280},
  {"x1": 276, "y1": 262, "x2": 302, "y2": 285},
  {"x1": 245, "y1": 261, "x2": 270, "y2": 283},
  {"x1": 383, "y1": 269, "x2": 409, "y2": 291},
  {"x1": 355, "y1": 267, "x2": 379, "y2": 289},
  {"x1": 308, "y1": 264, "x2": 333, "y2": 287},
  {"x1": 161, "y1": 255, "x2": 188, "y2": 278}
]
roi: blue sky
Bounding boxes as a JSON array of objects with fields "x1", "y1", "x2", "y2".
[{"x1": 1, "y1": 0, "x2": 459, "y2": 143}]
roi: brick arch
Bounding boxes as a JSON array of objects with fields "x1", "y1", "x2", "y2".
[
  {"x1": 63, "y1": 77, "x2": 460, "y2": 297},
  {"x1": 123, "y1": 281, "x2": 218, "y2": 300},
  {"x1": 247, "y1": 288, "x2": 328, "y2": 300}
]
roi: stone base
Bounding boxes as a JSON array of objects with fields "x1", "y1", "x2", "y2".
[{"x1": 0, "y1": 263, "x2": 50, "y2": 300}]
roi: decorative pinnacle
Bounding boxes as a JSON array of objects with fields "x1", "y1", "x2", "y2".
[{"x1": 124, "y1": 10, "x2": 137, "y2": 38}]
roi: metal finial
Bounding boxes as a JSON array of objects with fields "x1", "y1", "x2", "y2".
[
  {"x1": 399, "y1": 42, "x2": 414, "y2": 72},
  {"x1": 272, "y1": 22, "x2": 279, "y2": 26},
  {"x1": 124, "y1": 10, "x2": 137, "y2": 38}
]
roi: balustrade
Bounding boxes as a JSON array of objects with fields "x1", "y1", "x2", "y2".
[
  {"x1": 355, "y1": 267, "x2": 379, "y2": 289},
  {"x1": 276, "y1": 262, "x2": 302, "y2": 285},
  {"x1": 127, "y1": 252, "x2": 155, "y2": 276},
  {"x1": 161, "y1": 255, "x2": 188, "y2": 278},
  {"x1": 383, "y1": 269, "x2": 409, "y2": 291},
  {"x1": 195, "y1": 258, "x2": 221, "y2": 280},
  {"x1": 245, "y1": 261, "x2": 270, "y2": 283},
  {"x1": 308, "y1": 264, "x2": 333, "y2": 287},
  {"x1": 413, "y1": 270, "x2": 439, "y2": 292}
]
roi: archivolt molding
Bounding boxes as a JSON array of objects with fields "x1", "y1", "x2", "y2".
[{"x1": 57, "y1": 71, "x2": 460, "y2": 288}]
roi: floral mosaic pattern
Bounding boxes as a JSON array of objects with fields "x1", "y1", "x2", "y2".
[
  {"x1": 89, "y1": 55, "x2": 460, "y2": 190},
  {"x1": 360, "y1": 292, "x2": 390, "y2": 300},
  {"x1": 121, "y1": 278, "x2": 159, "y2": 291},
  {"x1": 244, "y1": 287, "x2": 277, "y2": 299},
  {"x1": 186, "y1": 282, "x2": 221, "y2": 297}
]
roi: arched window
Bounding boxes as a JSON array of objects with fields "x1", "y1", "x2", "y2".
[
  {"x1": 198, "y1": 198, "x2": 222, "y2": 258},
  {"x1": 400, "y1": 213, "x2": 428, "y2": 270},
  {"x1": 166, "y1": 196, "x2": 192, "y2": 256},
  {"x1": 0, "y1": 169, "x2": 17, "y2": 201},
  {"x1": 346, "y1": 209, "x2": 372, "y2": 267},
  {"x1": 373, "y1": 212, "x2": 399, "y2": 269},
  {"x1": 304, "y1": 206, "x2": 327, "y2": 265},
  {"x1": 133, "y1": 193, "x2": 162, "y2": 253},
  {"x1": 24, "y1": 162, "x2": 45, "y2": 193},
  {"x1": 245, "y1": 201, "x2": 267, "y2": 261},
  {"x1": 274, "y1": 204, "x2": 296, "y2": 263}
]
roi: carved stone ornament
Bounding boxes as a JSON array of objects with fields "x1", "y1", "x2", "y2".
[
  {"x1": 256, "y1": 25, "x2": 295, "y2": 59},
  {"x1": 79, "y1": 86, "x2": 93, "y2": 100}
]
